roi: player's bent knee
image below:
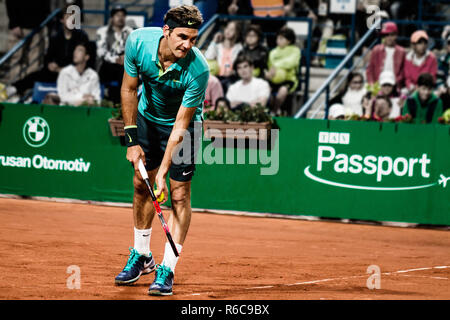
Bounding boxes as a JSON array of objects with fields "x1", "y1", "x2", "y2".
[{"x1": 170, "y1": 186, "x2": 190, "y2": 207}]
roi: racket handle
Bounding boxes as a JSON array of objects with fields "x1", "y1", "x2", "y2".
[
  {"x1": 138, "y1": 159, "x2": 148, "y2": 180},
  {"x1": 138, "y1": 159, "x2": 157, "y2": 201}
]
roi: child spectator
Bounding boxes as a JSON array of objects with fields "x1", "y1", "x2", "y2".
[
  {"x1": 366, "y1": 22, "x2": 406, "y2": 87},
  {"x1": 96, "y1": 5, "x2": 133, "y2": 103},
  {"x1": 372, "y1": 95, "x2": 392, "y2": 122},
  {"x1": 237, "y1": 24, "x2": 269, "y2": 77},
  {"x1": 328, "y1": 103, "x2": 346, "y2": 120},
  {"x1": 204, "y1": 20, "x2": 243, "y2": 91},
  {"x1": 226, "y1": 54, "x2": 271, "y2": 109},
  {"x1": 376, "y1": 71, "x2": 406, "y2": 119},
  {"x1": 56, "y1": 43, "x2": 101, "y2": 106},
  {"x1": 204, "y1": 75, "x2": 224, "y2": 112},
  {"x1": 265, "y1": 27, "x2": 300, "y2": 115},
  {"x1": 404, "y1": 30, "x2": 438, "y2": 93},
  {"x1": 402, "y1": 73, "x2": 443, "y2": 124}
]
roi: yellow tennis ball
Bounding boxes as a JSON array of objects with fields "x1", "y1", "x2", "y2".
[{"x1": 154, "y1": 189, "x2": 165, "y2": 203}]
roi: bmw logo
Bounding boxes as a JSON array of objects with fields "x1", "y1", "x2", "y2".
[{"x1": 23, "y1": 116, "x2": 50, "y2": 148}]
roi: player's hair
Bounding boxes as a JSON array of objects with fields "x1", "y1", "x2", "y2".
[{"x1": 163, "y1": 5, "x2": 203, "y2": 29}]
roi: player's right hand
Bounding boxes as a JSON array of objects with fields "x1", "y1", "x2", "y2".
[{"x1": 126, "y1": 145, "x2": 146, "y2": 172}]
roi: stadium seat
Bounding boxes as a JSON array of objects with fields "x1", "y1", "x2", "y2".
[{"x1": 32, "y1": 82, "x2": 57, "y2": 104}]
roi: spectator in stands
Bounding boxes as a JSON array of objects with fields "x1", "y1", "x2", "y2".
[
  {"x1": 226, "y1": 54, "x2": 271, "y2": 109},
  {"x1": 330, "y1": 72, "x2": 367, "y2": 117},
  {"x1": 96, "y1": 5, "x2": 133, "y2": 103},
  {"x1": 404, "y1": 30, "x2": 438, "y2": 94},
  {"x1": 56, "y1": 43, "x2": 101, "y2": 106},
  {"x1": 5, "y1": 0, "x2": 51, "y2": 81},
  {"x1": 237, "y1": 24, "x2": 269, "y2": 77},
  {"x1": 265, "y1": 27, "x2": 300, "y2": 115},
  {"x1": 437, "y1": 34, "x2": 450, "y2": 88},
  {"x1": 372, "y1": 95, "x2": 392, "y2": 122},
  {"x1": 250, "y1": 0, "x2": 295, "y2": 48},
  {"x1": 11, "y1": 4, "x2": 89, "y2": 97},
  {"x1": 328, "y1": 103, "x2": 346, "y2": 120},
  {"x1": 216, "y1": 96, "x2": 232, "y2": 110},
  {"x1": 366, "y1": 22, "x2": 406, "y2": 88},
  {"x1": 375, "y1": 71, "x2": 405, "y2": 119},
  {"x1": 204, "y1": 20, "x2": 243, "y2": 91},
  {"x1": 218, "y1": 0, "x2": 254, "y2": 15},
  {"x1": 204, "y1": 75, "x2": 224, "y2": 112},
  {"x1": 402, "y1": 73, "x2": 443, "y2": 124}
]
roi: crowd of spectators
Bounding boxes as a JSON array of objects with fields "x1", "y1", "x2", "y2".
[
  {"x1": 328, "y1": 19, "x2": 449, "y2": 124},
  {"x1": 3, "y1": 2, "x2": 131, "y2": 106},
  {"x1": 0, "y1": 0, "x2": 449, "y2": 123}
]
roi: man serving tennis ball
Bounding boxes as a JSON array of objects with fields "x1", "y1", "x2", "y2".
[{"x1": 114, "y1": 5, "x2": 209, "y2": 296}]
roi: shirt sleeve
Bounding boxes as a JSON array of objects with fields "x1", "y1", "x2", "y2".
[
  {"x1": 181, "y1": 71, "x2": 210, "y2": 108},
  {"x1": 226, "y1": 83, "x2": 238, "y2": 102},
  {"x1": 124, "y1": 33, "x2": 138, "y2": 78},
  {"x1": 89, "y1": 72, "x2": 101, "y2": 103},
  {"x1": 259, "y1": 80, "x2": 271, "y2": 101}
]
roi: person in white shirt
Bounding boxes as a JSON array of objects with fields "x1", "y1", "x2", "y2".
[
  {"x1": 226, "y1": 54, "x2": 271, "y2": 109},
  {"x1": 341, "y1": 72, "x2": 367, "y2": 117},
  {"x1": 57, "y1": 43, "x2": 101, "y2": 106}
]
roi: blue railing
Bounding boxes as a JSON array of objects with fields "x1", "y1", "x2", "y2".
[
  {"x1": 81, "y1": 0, "x2": 154, "y2": 30},
  {"x1": 198, "y1": 14, "x2": 313, "y2": 103},
  {"x1": 294, "y1": 19, "x2": 382, "y2": 119},
  {"x1": 0, "y1": 9, "x2": 62, "y2": 83}
]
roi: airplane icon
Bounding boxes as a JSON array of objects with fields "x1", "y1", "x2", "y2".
[{"x1": 438, "y1": 174, "x2": 450, "y2": 188}]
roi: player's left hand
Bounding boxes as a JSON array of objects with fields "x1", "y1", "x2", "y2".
[{"x1": 154, "y1": 170, "x2": 169, "y2": 205}]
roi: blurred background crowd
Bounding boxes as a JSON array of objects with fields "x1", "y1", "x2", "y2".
[{"x1": 0, "y1": 0, "x2": 449, "y2": 124}]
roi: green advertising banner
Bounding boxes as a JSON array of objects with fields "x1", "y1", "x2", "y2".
[
  {"x1": 0, "y1": 103, "x2": 449, "y2": 225},
  {"x1": 0, "y1": 103, "x2": 133, "y2": 202}
]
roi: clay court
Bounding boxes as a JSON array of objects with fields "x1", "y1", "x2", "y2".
[{"x1": 0, "y1": 197, "x2": 448, "y2": 300}]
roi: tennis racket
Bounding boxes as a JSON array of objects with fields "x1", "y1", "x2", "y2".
[{"x1": 138, "y1": 159, "x2": 179, "y2": 257}]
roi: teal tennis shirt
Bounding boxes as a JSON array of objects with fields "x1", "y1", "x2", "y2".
[{"x1": 124, "y1": 27, "x2": 210, "y2": 126}]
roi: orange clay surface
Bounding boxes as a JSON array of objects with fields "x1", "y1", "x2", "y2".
[{"x1": 0, "y1": 198, "x2": 449, "y2": 300}]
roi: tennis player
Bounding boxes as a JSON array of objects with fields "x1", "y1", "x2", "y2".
[{"x1": 114, "y1": 5, "x2": 209, "y2": 296}]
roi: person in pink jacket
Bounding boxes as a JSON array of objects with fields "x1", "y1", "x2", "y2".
[
  {"x1": 366, "y1": 22, "x2": 406, "y2": 87},
  {"x1": 404, "y1": 30, "x2": 438, "y2": 93}
]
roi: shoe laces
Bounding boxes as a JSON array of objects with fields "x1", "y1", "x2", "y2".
[
  {"x1": 154, "y1": 264, "x2": 171, "y2": 285},
  {"x1": 123, "y1": 247, "x2": 140, "y2": 271}
]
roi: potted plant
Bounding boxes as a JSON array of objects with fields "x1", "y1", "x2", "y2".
[
  {"x1": 203, "y1": 103, "x2": 273, "y2": 141},
  {"x1": 105, "y1": 100, "x2": 124, "y2": 137}
]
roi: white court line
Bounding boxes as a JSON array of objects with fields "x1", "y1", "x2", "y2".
[{"x1": 184, "y1": 265, "x2": 449, "y2": 297}]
